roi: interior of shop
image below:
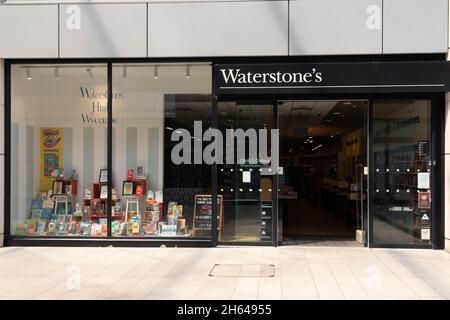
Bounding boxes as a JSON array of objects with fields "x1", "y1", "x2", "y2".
[{"x1": 278, "y1": 100, "x2": 367, "y2": 241}]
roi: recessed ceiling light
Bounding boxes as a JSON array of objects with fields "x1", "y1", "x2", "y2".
[
  {"x1": 186, "y1": 65, "x2": 191, "y2": 79},
  {"x1": 332, "y1": 112, "x2": 341, "y2": 115}
]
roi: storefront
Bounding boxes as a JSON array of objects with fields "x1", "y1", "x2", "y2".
[{"x1": 2, "y1": 56, "x2": 448, "y2": 249}]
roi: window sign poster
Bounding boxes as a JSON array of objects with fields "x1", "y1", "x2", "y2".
[
  {"x1": 40, "y1": 128, "x2": 62, "y2": 192},
  {"x1": 421, "y1": 228, "x2": 431, "y2": 241},
  {"x1": 417, "y1": 172, "x2": 430, "y2": 189},
  {"x1": 418, "y1": 192, "x2": 431, "y2": 209}
]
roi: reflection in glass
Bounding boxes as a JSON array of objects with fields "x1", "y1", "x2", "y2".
[
  {"x1": 218, "y1": 102, "x2": 274, "y2": 242},
  {"x1": 372, "y1": 100, "x2": 432, "y2": 246}
]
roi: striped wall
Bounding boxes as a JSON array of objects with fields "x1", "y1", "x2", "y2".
[{"x1": 10, "y1": 122, "x2": 163, "y2": 232}]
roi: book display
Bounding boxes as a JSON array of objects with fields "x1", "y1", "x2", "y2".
[{"x1": 14, "y1": 165, "x2": 216, "y2": 238}]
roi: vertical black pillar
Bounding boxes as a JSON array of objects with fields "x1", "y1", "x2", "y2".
[
  {"x1": 367, "y1": 98, "x2": 374, "y2": 248},
  {"x1": 107, "y1": 62, "x2": 113, "y2": 238},
  {"x1": 272, "y1": 100, "x2": 278, "y2": 247},
  {"x1": 4, "y1": 61, "x2": 11, "y2": 242},
  {"x1": 432, "y1": 94, "x2": 445, "y2": 249},
  {"x1": 211, "y1": 94, "x2": 218, "y2": 247}
]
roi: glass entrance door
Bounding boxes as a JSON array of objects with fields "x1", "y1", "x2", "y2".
[
  {"x1": 277, "y1": 100, "x2": 368, "y2": 244},
  {"x1": 218, "y1": 102, "x2": 274, "y2": 243}
]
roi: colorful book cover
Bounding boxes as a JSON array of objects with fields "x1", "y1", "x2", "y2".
[
  {"x1": 43, "y1": 199, "x2": 54, "y2": 209},
  {"x1": 41, "y1": 208, "x2": 52, "y2": 219},
  {"x1": 177, "y1": 219, "x2": 186, "y2": 233},
  {"x1": 55, "y1": 203, "x2": 67, "y2": 215},
  {"x1": 64, "y1": 214, "x2": 73, "y2": 224},
  {"x1": 146, "y1": 221, "x2": 157, "y2": 235},
  {"x1": 36, "y1": 220, "x2": 47, "y2": 234},
  {"x1": 167, "y1": 215, "x2": 177, "y2": 226},
  {"x1": 135, "y1": 185, "x2": 144, "y2": 196},
  {"x1": 146, "y1": 190, "x2": 155, "y2": 201},
  {"x1": 80, "y1": 223, "x2": 91, "y2": 236},
  {"x1": 99, "y1": 219, "x2": 108, "y2": 235},
  {"x1": 57, "y1": 214, "x2": 66, "y2": 224},
  {"x1": 68, "y1": 223, "x2": 79, "y2": 235},
  {"x1": 15, "y1": 224, "x2": 28, "y2": 236},
  {"x1": 132, "y1": 222, "x2": 140, "y2": 234},
  {"x1": 167, "y1": 202, "x2": 177, "y2": 215},
  {"x1": 175, "y1": 205, "x2": 183, "y2": 219},
  {"x1": 119, "y1": 222, "x2": 128, "y2": 236},
  {"x1": 111, "y1": 221, "x2": 120, "y2": 234},
  {"x1": 26, "y1": 222, "x2": 37, "y2": 235},
  {"x1": 139, "y1": 223, "x2": 148, "y2": 235},
  {"x1": 31, "y1": 209, "x2": 42, "y2": 219},
  {"x1": 47, "y1": 220, "x2": 57, "y2": 235},
  {"x1": 30, "y1": 199, "x2": 43, "y2": 210},
  {"x1": 155, "y1": 191, "x2": 163, "y2": 203},
  {"x1": 90, "y1": 224, "x2": 100, "y2": 236},
  {"x1": 56, "y1": 222, "x2": 66, "y2": 235}
]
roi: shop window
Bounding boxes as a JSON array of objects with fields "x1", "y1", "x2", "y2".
[
  {"x1": 111, "y1": 63, "x2": 212, "y2": 238},
  {"x1": 372, "y1": 99, "x2": 433, "y2": 246},
  {"x1": 10, "y1": 64, "x2": 108, "y2": 237}
]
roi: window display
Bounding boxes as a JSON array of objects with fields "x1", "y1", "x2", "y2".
[
  {"x1": 10, "y1": 64, "x2": 107, "y2": 237},
  {"x1": 111, "y1": 63, "x2": 212, "y2": 238},
  {"x1": 10, "y1": 63, "x2": 213, "y2": 239}
]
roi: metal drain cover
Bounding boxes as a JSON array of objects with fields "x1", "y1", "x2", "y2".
[{"x1": 209, "y1": 264, "x2": 275, "y2": 277}]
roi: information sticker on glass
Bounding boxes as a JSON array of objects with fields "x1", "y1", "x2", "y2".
[
  {"x1": 242, "y1": 171, "x2": 251, "y2": 183},
  {"x1": 417, "y1": 172, "x2": 430, "y2": 189},
  {"x1": 421, "y1": 228, "x2": 431, "y2": 241}
]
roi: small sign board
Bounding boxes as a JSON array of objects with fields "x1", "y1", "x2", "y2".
[{"x1": 193, "y1": 195, "x2": 224, "y2": 240}]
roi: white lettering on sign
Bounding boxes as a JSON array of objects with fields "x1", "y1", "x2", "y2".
[
  {"x1": 366, "y1": 5, "x2": 381, "y2": 30},
  {"x1": 66, "y1": 5, "x2": 81, "y2": 30},
  {"x1": 220, "y1": 69, "x2": 323, "y2": 85}
]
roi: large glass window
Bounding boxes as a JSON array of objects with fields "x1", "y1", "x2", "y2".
[
  {"x1": 11, "y1": 64, "x2": 108, "y2": 237},
  {"x1": 372, "y1": 100, "x2": 432, "y2": 246},
  {"x1": 111, "y1": 63, "x2": 212, "y2": 238}
]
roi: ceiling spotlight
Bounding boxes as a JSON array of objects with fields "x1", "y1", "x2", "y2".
[
  {"x1": 54, "y1": 67, "x2": 60, "y2": 79},
  {"x1": 26, "y1": 67, "x2": 32, "y2": 80},
  {"x1": 186, "y1": 65, "x2": 191, "y2": 79},
  {"x1": 154, "y1": 66, "x2": 158, "y2": 79},
  {"x1": 87, "y1": 67, "x2": 93, "y2": 78},
  {"x1": 122, "y1": 66, "x2": 127, "y2": 79}
]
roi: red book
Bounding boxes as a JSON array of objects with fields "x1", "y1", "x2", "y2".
[
  {"x1": 135, "y1": 185, "x2": 144, "y2": 196},
  {"x1": 127, "y1": 169, "x2": 134, "y2": 180}
]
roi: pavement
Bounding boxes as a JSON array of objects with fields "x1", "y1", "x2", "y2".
[{"x1": 0, "y1": 245, "x2": 449, "y2": 300}]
